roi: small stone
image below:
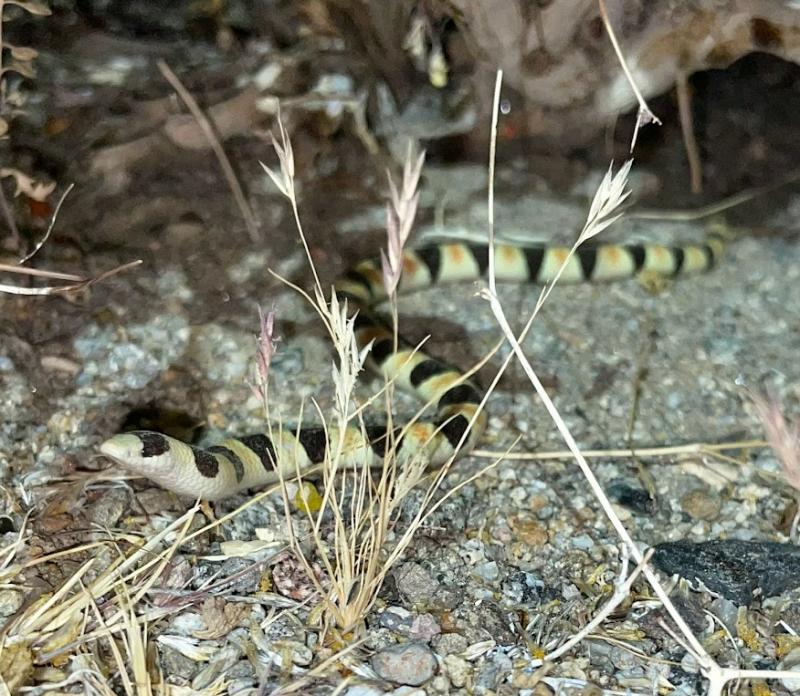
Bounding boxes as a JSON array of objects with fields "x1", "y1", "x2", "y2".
[
  {"x1": 272, "y1": 640, "x2": 313, "y2": 667},
  {"x1": 473, "y1": 651, "x2": 512, "y2": 690},
  {"x1": 681, "y1": 489, "x2": 721, "y2": 521},
  {"x1": 432, "y1": 632, "x2": 468, "y2": 656},
  {"x1": 393, "y1": 563, "x2": 459, "y2": 609},
  {"x1": 344, "y1": 687, "x2": 385, "y2": 696},
  {"x1": 609, "y1": 646, "x2": 637, "y2": 670},
  {"x1": 0, "y1": 589, "x2": 24, "y2": 619},
  {"x1": 509, "y1": 515, "x2": 549, "y2": 546},
  {"x1": 778, "y1": 647, "x2": 800, "y2": 692},
  {"x1": 709, "y1": 596, "x2": 738, "y2": 635},
  {"x1": 607, "y1": 480, "x2": 655, "y2": 515},
  {"x1": 443, "y1": 654, "x2": 471, "y2": 688},
  {"x1": 409, "y1": 613, "x2": 441, "y2": 642},
  {"x1": 571, "y1": 534, "x2": 594, "y2": 551},
  {"x1": 527, "y1": 494, "x2": 549, "y2": 514},
  {"x1": 394, "y1": 563, "x2": 438, "y2": 605},
  {"x1": 680, "y1": 651, "x2": 700, "y2": 674},
  {"x1": 85, "y1": 487, "x2": 129, "y2": 526},
  {"x1": 158, "y1": 645, "x2": 199, "y2": 681},
  {"x1": 502, "y1": 571, "x2": 544, "y2": 605},
  {"x1": 473, "y1": 561, "x2": 500, "y2": 583},
  {"x1": 380, "y1": 606, "x2": 413, "y2": 632},
  {"x1": 371, "y1": 643, "x2": 437, "y2": 686}
]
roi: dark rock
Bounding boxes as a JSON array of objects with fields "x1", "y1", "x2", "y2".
[
  {"x1": 652, "y1": 540, "x2": 800, "y2": 606},
  {"x1": 607, "y1": 480, "x2": 656, "y2": 515}
]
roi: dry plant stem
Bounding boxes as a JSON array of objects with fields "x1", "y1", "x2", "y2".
[
  {"x1": 656, "y1": 620, "x2": 800, "y2": 695},
  {"x1": 482, "y1": 70, "x2": 710, "y2": 668},
  {"x1": 629, "y1": 167, "x2": 800, "y2": 220},
  {"x1": 263, "y1": 115, "x2": 323, "y2": 295},
  {"x1": 472, "y1": 439, "x2": 767, "y2": 462},
  {"x1": 18, "y1": 182, "x2": 74, "y2": 264},
  {"x1": 486, "y1": 161, "x2": 723, "y2": 670},
  {"x1": 157, "y1": 60, "x2": 260, "y2": 243},
  {"x1": 270, "y1": 638, "x2": 367, "y2": 696},
  {"x1": 0, "y1": 263, "x2": 82, "y2": 280},
  {"x1": 28, "y1": 507, "x2": 200, "y2": 662},
  {"x1": 597, "y1": 0, "x2": 661, "y2": 151},
  {"x1": 0, "y1": 259, "x2": 142, "y2": 295},
  {"x1": 543, "y1": 547, "x2": 651, "y2": 664},
  {"x1": 676, "y1": 72, "x2": 703, "y2": 194}
]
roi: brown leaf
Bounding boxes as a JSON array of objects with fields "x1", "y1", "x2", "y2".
[
  {"x1": 193, "y1": 597, "x2": 251, "y2": 640},
  {"x1": 7, "y1": 45, "x2": 38, "y2": 61},
  {"x1": 6, "y1": 1, "x2": 52, "y2": 16}
]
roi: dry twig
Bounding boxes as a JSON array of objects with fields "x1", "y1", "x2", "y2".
[
  {"x1": 157, "y1": 59, "x2": 261, "y2": 243},
  {"x1": 0, "y1": 259, "x2": 142, "y2": 296},
  {"x1": 597, "y1": 0, "x2": 661, "y2": 151},
  {"x1": 676, "y1": 72, "x2": 703, "y2": 194}
]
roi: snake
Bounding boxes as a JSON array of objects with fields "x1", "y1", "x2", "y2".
[{"x1": 99, "y1": 235, "x2": 725, "y2": 500}]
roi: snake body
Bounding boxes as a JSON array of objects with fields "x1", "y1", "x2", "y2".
[{"x1": 100, "y1": 236, "x2": 724, "y2": 500}]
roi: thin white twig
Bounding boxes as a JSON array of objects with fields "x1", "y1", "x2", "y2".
[
  {"x1": 543, "y1": 547, "x2": 651, "y2": 664},
  {"x1": 0, "y1": 259, "x2": 142, "y2": 296},
  {"x1": 597, "y1": 0, "x2": 661, "y2": 151},
  {"x1": 481, "y1": 68, "x2": 711, "y2": 670},
  {"x1": 18, "y1": 182, "x2": 74, "y2": 264},
  {"x1": 472, "y1": 439, "x2": 766, "y2": 462}
]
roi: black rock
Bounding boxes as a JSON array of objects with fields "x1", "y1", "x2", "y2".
[
  {"x1": 607, "y1": 479, "x2": 657, "y2": 515},
  {"x1": 651, "y1": 539, "x2": 800, "y2": 606}
]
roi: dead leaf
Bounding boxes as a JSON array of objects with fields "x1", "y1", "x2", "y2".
[
  {"x1": 193, "y1": 597, "x2": 250, "y2": 640},
  {"x1": 8, "y1": 45, "x2": 38, "y2": 61},
  {"x1": 6, "y1": 1, "x2": 52, "y2": 16},
  {"x1": 0, "y1": 168, "x2": 55, "y2": 201}
]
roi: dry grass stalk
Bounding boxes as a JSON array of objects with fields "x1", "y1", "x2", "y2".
[
  {"x1": 597, "y1": 0, "x2": 661, "y2": 150},
  {"x1": 260, "y1": 115, "x2": 502, "y2": 638},
  {"x1": 157, "y1": 59, "x2": 260, "y2": 243},
  {"x1": 0, "y1": 175, "x2": 141, "y2": 296},
  {"x1": 1, "y1": 505, "x2": 199, "y2": 692},
  {"x1": 482, "y1": 68, "x2": 800, "y2": 696},
  {"x1": 749, "y1": 390, "x2": 800, "y2": 493},
  {"x1": 750, "y1": 390, "x2": 800, "y2": 538},
  {"x1": 0, "y1": 259, "x2": 142, "y2": 296},
  {"x1": 473, "y1": 438, "x2": 767, "y2": 463},
  {"x1": 17, "y1": 182, "x2": 73, "y2": 264},
  {"x1": 676, "y1": 71, "x2": 703, "y2": 194}
]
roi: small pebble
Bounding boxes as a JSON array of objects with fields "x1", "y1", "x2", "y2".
[
  {"x1": 409, "y1": 613, "x2": 441, "y2": 642},
  {"x1": 371, "y1": 643, "x2": 437, "y2": 686},
  {"x1": 571, "y1": 534, "x2": 594, "y2": 551},
  {"x1": 778, "y1": 647, "x2": 800, "y2": 692},
  {"x1": 443, "y1": 654, "x2": 471, "y2": 688},
  {"x1": 509, "y1": 515, "x2": 549, "y2": 546},
  {"x1": 344, "y1": 687, "x2": 385, "y2": 696},
  {"x1": 432, "y1": 633, "x2": 468, "y2": 656},
  {"x1": 474, "y1": 561, "x2": 500, "y2": 583},
  {"x1": 380, "y1": 606, "x2": 413, "y2": 632},
  {"x1": 681, "y1": 489, "x2": 721, "y2": 521}
]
